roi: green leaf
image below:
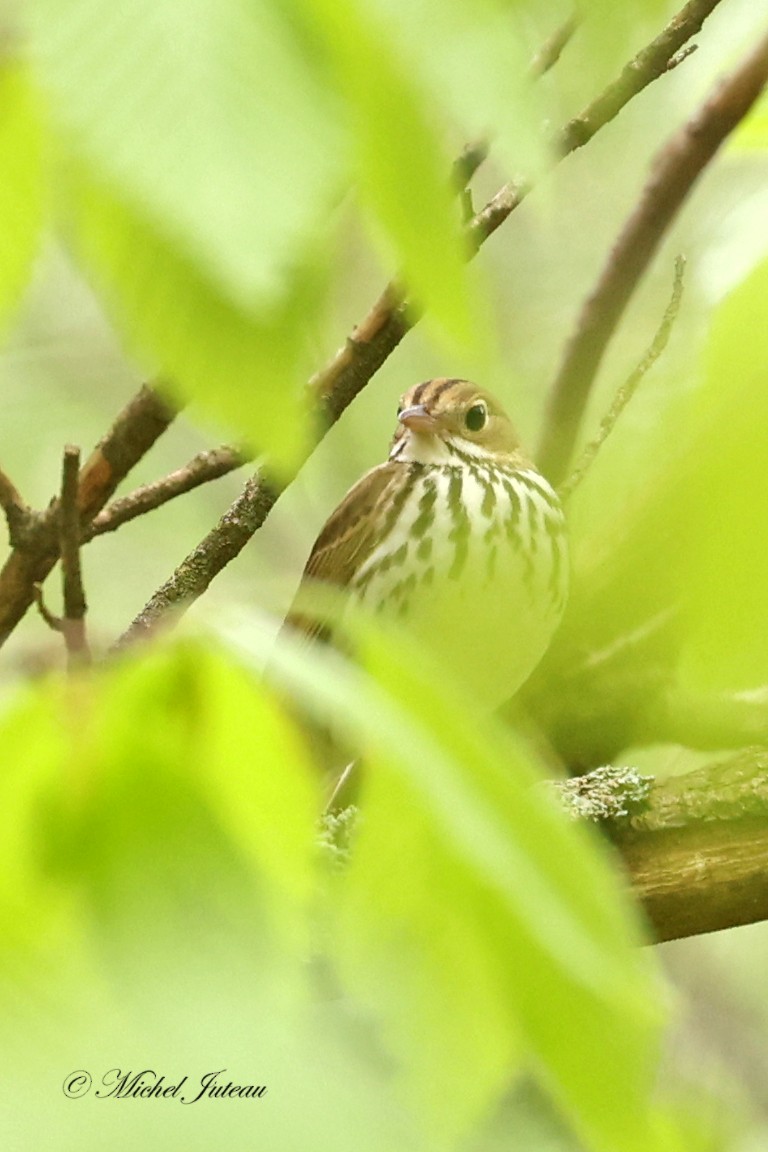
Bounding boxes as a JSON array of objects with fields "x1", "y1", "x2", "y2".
[
  {"x1": 0, "y1": 686, "x2": 70, "y2": 975},
  {"x1": 58, "y1": 642, "x2": 320, "y2": 957},
  {"x1": 679, "y1": 257, "x2": 768, "y2": 691},
  {"x1": 66, "y1": 168, "x2": 325, "y2": 468},
  {"x1": 0, "y1": 63, "x2": 45, "y2": 326},
  {"x1": 27, "y1": 0, "x2": 344, "y2": 308},
  {"x1": 0, "y1": 643, "x2": 320, "y2": 993},
  {"x1": 341, "y1": 628, "x2": 665, "y2": 1151},
  {"x1": 0, "y1": 645, "x2": 449, "y2": 1152},
  {"x1": 299, "y1": 0, "x2": 475, "y2": 347},
  {"x1": 362, "y1": 0, "x2": 549, "y2": 180},
  {"x1": 236, "y1": 610, "x2": 669, "y2": 1152},
  {"x1": 26, "y1": 0, "x2": 343, "y2": 466}
]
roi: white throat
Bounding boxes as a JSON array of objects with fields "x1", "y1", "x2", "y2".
[{"x1": 389, "y1": 431, "x2": 495, "y2": 466}]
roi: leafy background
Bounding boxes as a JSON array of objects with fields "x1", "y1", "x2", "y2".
[{"x1": 0, "y1": 0, "x2": 766, "y2": 1148}]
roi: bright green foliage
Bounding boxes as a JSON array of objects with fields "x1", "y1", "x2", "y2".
[
  {"x1": 292, "y1": 0, "x2": 477, "y2": 347},
  {"x1": 0, "y1": 645, "x2": 319, "y2": 980},
  {"x1": 0, "y1": 0, "x2": 761, "y2": 1147},
  {"x1": 679, "y1": 258, "x2": 768, "y2": 691},
  {"x1": 0, "y1": 644, "x2": 453, "y2": 1150},
  {"x1": 0, "y1": 622, "x2": 711, "y2": 1149},
  {"x1": 27, "y1": 0, "x2": 344, "y2": 466},
  {"x1": 27, "y1": 0, "x2": 343, "y2": 308},
  {"x1": 335, "y1": 628, "x2": 666, "y2": 1151},
  {"x1": 66, "y1": 169, "x2": 327, "y2": 468},
  {"x1": 361, "y1": 0, "x2": 548, "y2": 178},
  {"x1": 256, "y1": 615, "x2": 674, "y2": 1151},
  {"x1": 0, "y1": 63, "x2": 45, "y2": 328}
]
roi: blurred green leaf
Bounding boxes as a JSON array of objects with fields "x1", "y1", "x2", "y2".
[
  {"x1": 54, "y1": 643, "x2": 319, "y2": 959},
  {"x1": 0, "y1": 686, "x2": 71, "y2": 980},
  {"x1": 0, "y1": 643, "x2": 320, "y2": 1001},
  {"x1": 26, "y1": 0, "x2": 343, "y2": 466},
  {"x1": 299, "y1": 0, "x2": 476, "y2": 347},
  {"x1": 27, "y1": 0, "x2": 344, "y2": 308},
  {"x1": 0, "y1": 63, "x2": 45, "y2": 327},
  {"x1": 679, "y1": 257, "x2": 768, "y2": 691},
  {"x1": 66, "y1": 168, "x2": 326, "y2": 468},
  {"x1": 364, "y1": 0, "x2": 549, "y2": 180},
  {"x1": 0, "y1": 644, "x2": 449, "y2": 1152},
  {"x1": 341, "y1": 627, "x2": 665, "y2": 1151},
  {"x1": 247, "y1": 610, "x2": 669, "y2": 1152}
]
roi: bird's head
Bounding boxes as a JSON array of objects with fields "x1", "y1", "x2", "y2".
[{"x1": 389, "y1": 378, "x2": 526, "y2": 466}]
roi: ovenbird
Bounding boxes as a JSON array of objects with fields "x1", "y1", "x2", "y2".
[{"x1": 287, "y1": 378, "x2": 568, "y2": 710}]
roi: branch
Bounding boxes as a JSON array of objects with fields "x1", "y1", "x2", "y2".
[
  {"x1": 538, "y1": 27, "x2": 768, "y2": 484},
  {"x1": 85, "y1": 444, "x2": 248, "y2": 541},
  {"x1": 548, "y1": 752, "x2": 768, "y2": 942},
  {"x1": 610, "y1": 749, "x2": 768, "y2": 942},
  {"x1": 0, "y1": 383, "x2": 178, "y2": 647},
  {"x1": 121, "y1": 0, "x2": 723, "y2": 643},
  {"x1": 471, "y1": 0, "x2": 725, "y2": 244},
  {"x1": 59, "y1": 445, "x2": 90, "y2": 667},
  {"x1": 555, "y1": 0, "x2": 723, "y2": 157}
]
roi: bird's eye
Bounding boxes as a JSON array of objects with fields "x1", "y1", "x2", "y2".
[{"x1": 465, "y1": 403, "x2": 487, "y2": 432}]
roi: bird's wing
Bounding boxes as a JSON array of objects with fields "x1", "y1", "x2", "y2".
[{"x1": 284, "y1": 462, "x2": 401, "y2": 641}]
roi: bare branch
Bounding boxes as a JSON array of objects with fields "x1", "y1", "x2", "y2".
[
  {"x1": 556, "y1": 0, "x2": 722, "y2": 157},
  {"x1": 471, "y1": 0, "x2": 726, "y2": 244},
  {"x1": 76, "y1": 383, "x2": 180, "y2": 521},
  {"x1": 86, "y1": 444, "x2": 248, "y2": 541},
  {"x1": 0, "y1": 383, "x2": 178, "y2": 648},
  {"x1": 538, "y1": 29, "x2": 768, "y2": 484},
  {"x1": 558, "y1": 254, "x2": 686, "y2": 501},
  {"x1": 59, "y1": 445, "x2": 90, "y2": 667},
  {"x1": 121, "y1": 0, "x2": 723, "y2": 643}
]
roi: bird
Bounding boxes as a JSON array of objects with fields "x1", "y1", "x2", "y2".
[{"x1": 285, "y1": 378, "x2": 568, "y2": 712}]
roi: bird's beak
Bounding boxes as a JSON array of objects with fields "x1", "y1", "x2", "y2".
[{"x1": 398, "y1": 404, "x2": 437, "y2": 434}]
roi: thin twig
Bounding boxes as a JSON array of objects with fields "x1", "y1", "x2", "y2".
[
  {"x1": 0, "y1": 383, "x2": 178, "y2": 648},
  {"x1": 665, "y1": 43, "x2": 698, "y2": 72},
  {"x1": 32, "y1": 583, "x2": 62, "y2": 632},
  {"x1": 59, "y1": 445, "x2": 90, "y2": 667},
  {"x1": 528, "y1": 14, "x2": 578, "y2": 79},
  {"x1": 538, "y1": 29, "x2": 768, "y2": 484},
  {"x1": 472, "y1": 0, "x2": 726, "y2": 244},
  {"x1": 118, "y1": 0, "x2": 722, "y2": 646},
  {"x1": 86, "y1": 444, "x2": 248, "y2": 541},
  {"x1": 555, "y1": 1, "x2": 722, "y2": 156},
  {"x1": 451, "y1": 141, "x2": 489, "y2": 191},
  {"x1": 558, "y1": 255, "x2": 687, "y2": 501}
]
